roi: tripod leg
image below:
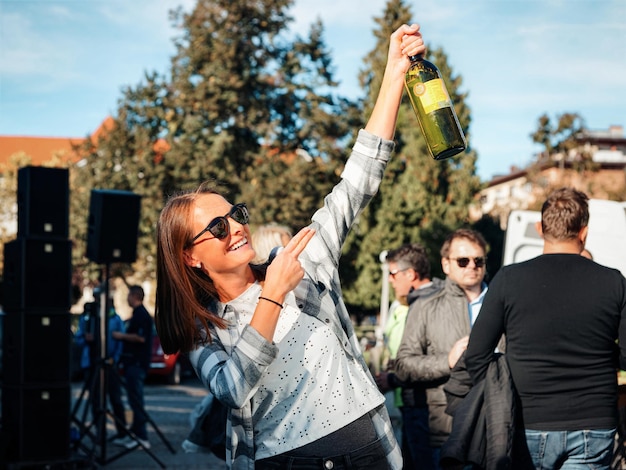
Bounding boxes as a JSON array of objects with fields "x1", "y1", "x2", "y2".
[
  {"x1": 71, "y1": 358, "x2": 134, "y2": 466},
  {"x1": 70, "y1": 366, "x2": 94, "y2": 418},
  {"x1": 103, "y1": 366, "x2": 168, "y2": 468},
  {"x1": 71, "y1": 365, "x2": 99, "y2": 444}
]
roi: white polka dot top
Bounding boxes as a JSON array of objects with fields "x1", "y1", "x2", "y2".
[{"x1": 228, "y1": 282, "x2": 384, "y2": 460}]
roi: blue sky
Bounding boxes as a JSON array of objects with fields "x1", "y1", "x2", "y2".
[{"x1": 1, "y1": 0, "x2": 624, "y2": 181}]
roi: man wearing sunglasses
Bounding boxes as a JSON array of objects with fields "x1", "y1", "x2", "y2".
[
  {"x1": 375, "y1": 243, "x2": 444, "y2": 470},
  {"x1": 394, "y1": 229, "x2": 488, "y2": 468},
  {"x1": 466, "y1": 188, "x2": 626, "y2": 469}
]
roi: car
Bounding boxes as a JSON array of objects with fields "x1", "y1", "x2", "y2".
[{"x1": 148, "y1": 326, "x2": 191, "y2": 385}]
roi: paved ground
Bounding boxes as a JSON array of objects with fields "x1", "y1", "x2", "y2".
[{"x1": 68, "y1": 377, "x2": 227, "y2": 469}]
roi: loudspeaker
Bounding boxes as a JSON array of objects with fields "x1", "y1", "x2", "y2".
[
  {"x1": 2, "y1": 312, "x2": 71, "y2": 386},
  {"x1": 1, "y1": 384, "x2": 70, "y2": 462},
  {"x1": 17, "y1": 166, "x2": 69, "y2": 239},
  {"x1": 86, "y1": 189, "x2": 141, "y2": 264},
  {"x1": 3, "y1": 238, "x2": 72, "y2": 311}
]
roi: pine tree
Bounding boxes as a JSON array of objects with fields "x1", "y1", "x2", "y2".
[
  {"x1": 341, "y1": 0, "x2": 482, "y2": 315},
  {"x1": 238, "y1": 19, "x2": 360, "y2": 232},
  {"x1": 68, "y1": 0, "x2": 360, "y2": 291},
  {"x1": 71, "y1": 94, "x2": 167, "y2": 286},
  {"x1": 161, "y1": 1, "x2": 358, "y2": 199}
]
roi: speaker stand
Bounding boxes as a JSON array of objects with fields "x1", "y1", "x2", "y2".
[{"x1": 70, "y1": 266, "x2": 174, "y2": 468}]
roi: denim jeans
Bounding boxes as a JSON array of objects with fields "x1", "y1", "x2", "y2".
[
  {"x1": 255, "y1": 438, "x2": 389, "y2": 470},
  {"x1": 124, "y1": 364, "x2": 148, "y2": 440},
  {"x1": 400, "y1": 406, "x2": 437, "y2": 469},
  {"x1": 525, "y1": 428, "x2": 616, "y2": 469}
]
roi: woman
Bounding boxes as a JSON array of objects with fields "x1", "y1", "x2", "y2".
[
  {"x1": 251, "y1": 223, "x2": 293, "y2": 264},
  {"x1": 155, "y1": 24, "x2": 426, "y2": 470}
]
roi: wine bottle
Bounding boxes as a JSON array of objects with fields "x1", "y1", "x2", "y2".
[{"x1": 404, "y1": 54, "x2": 467, "y2": 160}]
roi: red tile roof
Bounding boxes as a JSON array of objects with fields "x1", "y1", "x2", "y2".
[
  {"x1": 0, "y1": 135, "x2": 84, "y2": 166},
  {"x1": 0, "y1": 116, "x2": 169, "y2": 167}
]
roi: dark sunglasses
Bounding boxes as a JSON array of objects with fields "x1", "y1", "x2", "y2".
[
  {"x1": 188, "y1": 203, "x2": 249, "y2": 245},
  {"x1": 450, "y1": 257, "x2": 486, "y2": 268}
]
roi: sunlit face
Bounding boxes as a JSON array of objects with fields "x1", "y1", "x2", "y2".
[
  {"x1": 442, "y1": 238, "x2": 486, "y2": 291},
  {"x1": 388, "y1": 261, "x2": 415, "y2": 298},
  {"x1": 185, "y1": 193, "x2": 255, "y2": 274}
]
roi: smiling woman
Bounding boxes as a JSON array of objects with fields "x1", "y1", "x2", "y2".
[{"x1": 152, "y1": 24, "x2": 428, "y2": 470}]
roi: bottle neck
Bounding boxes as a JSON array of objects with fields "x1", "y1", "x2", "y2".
[{"x1": 408, "y1": 54, "x2": 424, "y2": 62}]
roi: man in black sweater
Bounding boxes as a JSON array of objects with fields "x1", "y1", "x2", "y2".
[{"x1": 466, "y1": 187, "x2": 626, "y2": 469}]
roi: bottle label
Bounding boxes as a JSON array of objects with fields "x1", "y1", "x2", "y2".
[{"x1": 412, "y1": 78, "x2": 452, "y2": 114}]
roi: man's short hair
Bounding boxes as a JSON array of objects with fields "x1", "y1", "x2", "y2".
[
  {"x1": 128, "y1": 285, "x2": 145, "y2": 301},
  {"x1": 541, "y1": 187, "x2": 589, "y2": 241},
  {"x1": 386, "y1": 243, "x2": 431, "y2": 280},
  {"x1": 440, "y1": 229, "x2": 487, "y2": 259}
]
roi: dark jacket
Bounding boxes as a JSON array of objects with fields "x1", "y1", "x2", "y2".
[
  {"x1": 387, "y1": 278, "x2": 445, "y2": 407},
  {"x1": 441, "y1": 353, "x2": 532, "y2": 470},
  {"x1": 395, "y1": 277, "x2": 472, "y2": 447}
]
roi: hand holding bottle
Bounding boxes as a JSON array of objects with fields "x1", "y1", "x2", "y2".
[
  {"x1": 404, "y1": 34, "x2": 467, "y2": 160},
  {"x1": 366, "y1": 24, "x2": 426, "y2": 140}
]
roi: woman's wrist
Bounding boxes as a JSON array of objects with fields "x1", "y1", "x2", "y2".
[
  {"x1": 258, "y1": 296, "x2": 283, "y2": 309},
  {"x1": 259, "y1": 285, "x2": 285, "y2": 304}
]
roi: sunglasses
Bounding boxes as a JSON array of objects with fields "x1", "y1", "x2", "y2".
[
  {"x1": 188, "y1": 203, "x2": 249, "y2": 245},
  {"x1": 449, "y1": 257, "x2": 486, "y2": 268},
  {"x1": 389, "y1": 267, "x2": 410, "y2": 278}
]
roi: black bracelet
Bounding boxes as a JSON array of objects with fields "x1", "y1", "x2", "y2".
[{"x1": 258, "y1": 296, "x2": 283, "y2": 309}]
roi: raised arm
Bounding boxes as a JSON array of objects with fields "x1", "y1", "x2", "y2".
[
  {"x1": 302, "y1": 24, "x2": 427, "y2": 267},
  {"x1": 365, "y1": 23, "x2": 425, "y2": 140}
]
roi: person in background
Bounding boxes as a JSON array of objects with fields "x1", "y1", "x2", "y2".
[
  {"x1": 181, "y1": 391, "x2": 227, "y2": 458},
  {"x1": 154, "y1": 23, "x2": 426, "y2": 470},
  {"x1": 394, "y1": 229, "x2": 489, "y2": 468},
  {"x1": 111, "y1": 285, "x2": 154, "y2": 450},
  {"x1": 376, "y1": 243, "x2": 444, "y2": 469},
  {"x1": 466, "y1": 187, "x2": 626, "y2": 469},
  {"x1": 251, "y1": 224, "x2": 293, "y2": 264},
  {"x1": 74, "y1": 297, "x2": 126, "y2": 440},
  {"x1": 378, "y1": 252, "x2": 410, "y2": 445}
]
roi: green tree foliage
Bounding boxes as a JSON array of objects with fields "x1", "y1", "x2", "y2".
[
  {"x1": 71, "y1": 101, "x2": 166, "y2": 286},
  {"x1": 341, "y1": 0, "x2": 482, "y2": 316},
  {"x1": 523, "y1": 111, "x2": 606, "y2": 208},
  {"x1": 69, "y1": 0, "x2": 359, "y2": 292},
  {"x1": 531, "y1": 112, "x2": 586, "y2": 158},
  {"x1": 239, "y1": 151, "x2": 342, "y2": 232}
]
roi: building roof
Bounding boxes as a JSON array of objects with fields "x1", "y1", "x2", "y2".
[
  {"x1": 0, "y1": 135, "x2": 85, "y2": 166},
  {"x1": 0, "y1": 117, "x2": 172, "y2": 168},
  {"x1": 0, "y1": 117, "x2": 119, "y2": 167}
]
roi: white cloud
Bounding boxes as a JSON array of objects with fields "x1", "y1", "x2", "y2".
[{"x1": 0, "y1": 10, "x2": 82, "y2": 88}]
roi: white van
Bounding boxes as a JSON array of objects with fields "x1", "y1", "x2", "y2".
[{"x1": 502, "y1": 199, "x2": 626, "y2": 276}]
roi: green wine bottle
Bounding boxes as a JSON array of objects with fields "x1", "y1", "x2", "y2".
[{"x1": 404, "y1": 54, "x2": 467, "y2": 160}]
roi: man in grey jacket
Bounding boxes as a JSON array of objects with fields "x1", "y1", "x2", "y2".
[
  {"x1": 394, "y1": 229, "x2": 488, "y2": 468},
  {"x1": 375, "y1": 243, "x2": 444, "y2": 469}
]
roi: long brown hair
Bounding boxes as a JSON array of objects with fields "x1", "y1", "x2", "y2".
[{"x1": 155, "y1": 183, "x2": 229, "y2": 354}]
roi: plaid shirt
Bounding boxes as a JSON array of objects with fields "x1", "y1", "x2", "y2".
[{"x1": 190, "y1": 129, "x2": 402, "y2": 469}]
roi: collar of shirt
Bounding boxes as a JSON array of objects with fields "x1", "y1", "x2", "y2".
[{"x1": 469, "y1": 282, "x2": 489, "y2": 327}]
